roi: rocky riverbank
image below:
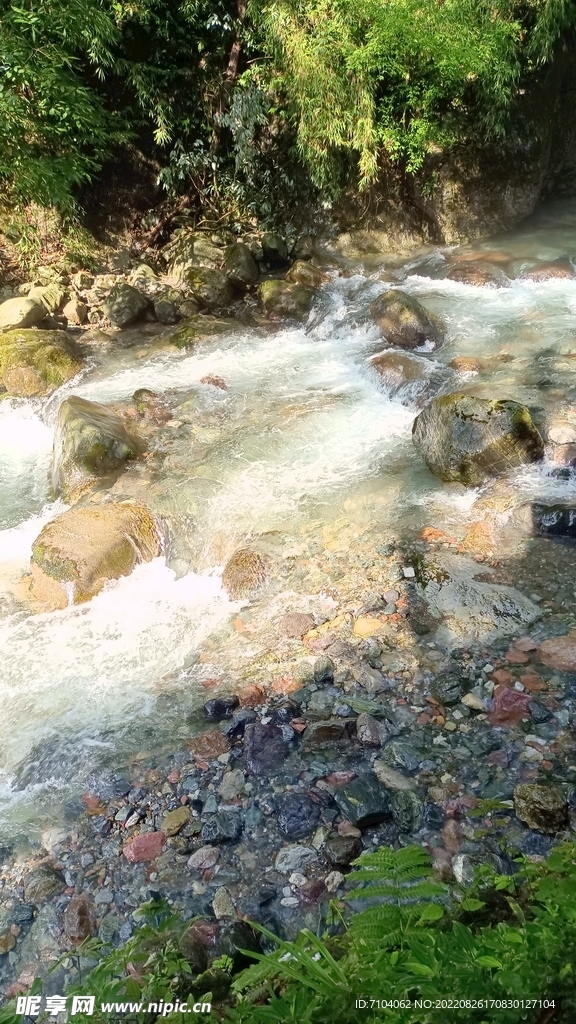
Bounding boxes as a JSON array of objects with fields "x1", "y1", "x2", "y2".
[{"x1": 3, "y1": 206, "x2": 576, "y2": 1001}]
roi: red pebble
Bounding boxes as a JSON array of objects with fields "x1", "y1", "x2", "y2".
[
  {"x1": 488, "y1": 686, "x2": 531, "y2": 727},
  {"x1": 505, "y1": 649, "x2": 530, "y2": 664},
  {"x1": 490, "y1": 668, "x2": 514, "y2": 686},
  {"x1": 123, "y1": 831, "x2": 166, "y2": 863}
]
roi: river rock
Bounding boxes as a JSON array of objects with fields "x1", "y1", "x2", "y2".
[
  {"x1": 446, "y1": 262, "x2": 509, "y2": 287},
  {"x1": 0, "y1": 296, "x2": 45, "y2": 331},
  {"x1": 218, "y1": 769, "x2": 246, "y2": 801},
  {"x1": 162, "y1": 806, "x2": 190, "y2": 836},
  {"x1": 431, "y1": 673, "x2": 464, "y2": 705},
  {"x1": 532, "y1": 503, "x2": 576, "y2": 538},
  {"x1": 519, "y1": 261, "x2": 575, "y2": 281},
  {"x1": 222, "y1": 547, "x2": 271, "y2": 598},
  {"x1": 274, "y1": 845, "x2": 317, "y2": 874},
  {"x1": 205, "y1": 696, "x2": 239, "y2": 720},
  {"x1": 168, "y1": 233, "x2": 223, "y2": 279},
  {"x1": 51, "y1": 396, "x2": 140, "y2": 500},
  {"x1": 154, "y1": 290, "x2": 183, "y2": 324},
  {"x1": 201, "y1": 811, "x2": 243, "y2": 844},
  {"x1": 305, "y1": 720, "x2": 348, "y2": 746},
  {"x1": 189, "y1": 729, "x2": 230, "y2": 760},
  {"x1": 277, "y1": 792, "x2": 321, "y2": 838},
  {"x1": 212, "y1": 887, "x2": 235, "y2": 919},
  {"x1": 188, "y1": 846, "x2": 220, "y2": 871},
  {"x1": 29, "y1": 501, "x2": 162, "y2": 609},
  {"x1": 514, "y1": 784, "x2": 568, "y2": 833},
  {"x1": 324, "y1": 835, "x2": 362, "y2": 867},
  {"x1": 224, "y1": 243, "x2": 259, "y2": 290},
  {"x1": 244, "y1": 722, "x2": 287, "y2": 775},
  {"x1": 63, "y1": 893, "x2": 97, "y2": 947},
  {"x1": 259, "y1": 280, "x2": 313, "y2": 320},
  {"x1": 372, "y1": 762, "x2": 417, "y2": 791},
  {"x1": 0, "y1": 930, "x2": 15, "y2": 954},
  {"x1": 279, "y1": 612, "x2": 315, "y2": 637},
  {"x1": 0, "y1": 328, "x2": 81, "y2": 396},
  {"x1": 24, "y1": 864, "x2": 66, "y2": 904},
  {"x1": 539, "y1": 635, "x2": 576, "y2": 672},
  {"x1": 103, "y1": 282, "x2": 149, "y2": 327},
  {"x1": 28, "y1": 282, "x2": 66, "y2": 313},
  {"x1": 128, "y1": 264, "x2": 164, "y2": 296},
  {"x1": 370, "y1": 290, "x2": 444, "y2": 350},
  {"x1": 261, "y1": 232, "x2": 288, "y2": 268},
  {"x1": 412, "y1": 393, "x2": 544, "y2": 485},
  {"x1": 185, "y1": 269, "x2": 234, "y2": 310},
  {"x1": 356, "y1": 713, "x2": 389, "y2": 746},
  {"x1": 391, "y1": 790, "x2": 423, "y2": 832},
  {"x1": 286, "y1": 261, "x2": 328, "y2": 289},
  {"x1": 62, "y1": 298, "x2": 88, "y2": 325},
  {"x1": 370, "y1": 349, "x2": 431, "y2": 384},
  {"x1": 123, "y1": 830, "x2": 166, "y2": 862},
  {"x1": 333, "y1": 772, "x2": 391, "y2": 827}
]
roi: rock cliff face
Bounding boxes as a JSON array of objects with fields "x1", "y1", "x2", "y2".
[{"x1": 334, "y1": 36, "x2": 576, "y2": 247}]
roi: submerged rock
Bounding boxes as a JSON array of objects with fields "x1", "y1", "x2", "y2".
[
  {"x1": 446, "y1": 262, "x2": 509, "y2": 287},
  {"x1": 222, "y1": 547, "x2": 271, "y2": 599},
  {"x1": 0, "y1": 296, "x2": 45, "y2": 332},
  {"x1": 103, "y1": 282, "x2": 149, "y2": 327},
  {"x1": 412, "y1": 393, "x2": 544, "y2": 485},
  {"x1": 0, "y1": 328, "x2": 81, "y2": 397},
  {"x1": 514, "y1": 784, "x2": 568, "y2": 833},
  {"x1": 333, "y1": 772, "x2": 391, "y2": 827},
  {"x1": 24, "y1": 864, "x2": 66, "y2": 904},
  {"x1": 244, "y1": 722, "x2": 287, "y2": 775},
  {"x1": 28, "y1": 501, "x2": 162, "y2": 609},
  {"x1": 51, "y1": 395, "x2": 140, "y2": 500},
  {"x1": 63, "y1": 894, "x2": 97, "y2": 947},
  {"x1": 539, "y1": 635, "x2": 576, "y2": 672},
  {"x1": 258, "y1": 280, "x2": 313, "y2": 320},
  {"x1": 532, "y1": 503, "x2": 576, "y2": 538},
  {"x1": 370, "y1": 290, "x2": 444, "y2": 350}
]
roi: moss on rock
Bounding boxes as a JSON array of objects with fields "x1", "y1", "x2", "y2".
[
  {"x1": 412, "y1": 393, "x2": 544, "y2": 485},
  {"x1": 28, "y1": 502, "x2": 163, "y2": 609},
  {"x1": 0, "y1": 329, "x2": 82, "y2": 397},
  {"x1": 52, "y1": 395, "x2": 140, "y2": 501}
]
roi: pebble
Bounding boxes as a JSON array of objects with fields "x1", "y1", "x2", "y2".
[
  {"x1": 187, "y1": 846, "x2": 219, "y2": 871},
  {"x1": 161, "y1": 806, "x2": 190, "y2": 836},
  {"x1": 212, "y1": 887, "x2": 236, "y2": 919},
  {"x1": 123, "y1": 831, "x2": 166, "y2": 863},
  {"x1": 274, "y1": 845, "x2": 317, "y2": 874}
]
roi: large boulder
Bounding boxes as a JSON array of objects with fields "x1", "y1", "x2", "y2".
[
  {"x1": 258, "y1": 280, "x2": 313, "y2": 320},
  {"x1": 261, "y1": 232, "x2": 288, "y2": 268},
  {"x1": 167, "y1": 233, "x2": 224, "y2": 280},
  {"x1": 51, "y1": 396, "x2": 140, "y2": 501},
  {"x1": 103, "y1": 282, "x2": 149, "y2": 327},
  {"x1": 28, "y1": 282, "x2": 66, "y2": 313},
  {"x1": 0, "y1": 296, "x2": 46, "y2": 331},
  {"x1": 412, "y1": 393, "x2": 544, "y2": 485},
  {"x1": 28, "y1": 502, "x2": 162, "y2": 609},
  {"x1": 286, "y1": 261, "x2": 328, "y2": 289},
  {"x1": 224, "y1": 243, "x2": 259, "y2": 291},
  {"x1": 0, "y1": 329, "x2": 81, "y2": 397},
  {"x1": 370, "y1": 290, "x2": 444, "y2": 350},
  {"x1": 185, "y1": 269, "x2": 234, "y2": 310}
]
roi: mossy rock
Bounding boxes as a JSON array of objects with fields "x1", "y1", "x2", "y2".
[
  {"x1": 28, "y1": 501, "x2": 162, "y2": 609},
  {"x1": 224, "y1": 242, "x2": 259, "y2": 290},
  {"x1": 184, "y1": 268, "x2": 234, "y2": 310},
  {"x1": 286, "y1": 260, "x2": 328, "y2": 289},
  {"x1": 370, "y1": 289, "x2": 444, "y2": 350},
  {"x1": 514, "y1": 783, "x2": 568, "y2": 833},
  {"x1": 0, "y1": 329, "x2": 82, "y2": 397},
  {"x1": 169, "y1": 315, "x2": 235, "y2": 350},
  {"x1": 258, "y1": 279, "x2": 313, "y2": 320},
  {"x1": 103, "y1": 282, "x2": 149, "y2": 327},
  {"x1": 52, "y1": 395, "x2": 140, "y2": 501},
  {"x1": 412, "y1": 393, "x2": 544, "y2": 485},
  {"x1": 222, "y1": 548, "x2": 271, "y2": 599}
]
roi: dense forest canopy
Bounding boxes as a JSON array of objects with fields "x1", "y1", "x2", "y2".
[{"x1": 0, "y1": 0, "x2": 575, "y2": 218}]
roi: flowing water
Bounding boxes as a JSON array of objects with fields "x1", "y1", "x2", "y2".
[{"x1": 2, "y1": 199, "x2": 576, "y2": 842}]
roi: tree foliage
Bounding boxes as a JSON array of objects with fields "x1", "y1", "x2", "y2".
[{"x1": 0, "y1": 0, "x2": 575, "y2": 216}]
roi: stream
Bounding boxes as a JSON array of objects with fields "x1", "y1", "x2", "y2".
[{"x1": 2, "y1": 198, "x2": 576, "y2": 846}]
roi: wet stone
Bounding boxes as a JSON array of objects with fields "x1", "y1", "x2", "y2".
[
  {"x1": 0, "y1": 930, "x2": 16, "y2": 954},
  {"x1": 305, "y1": 720, "x2": 348, "y2": 746},
  {"x1": 333, "y1": 772, "x2": 392, "y2": 828},
  {"x1": 280, "y1": 613, "x2": 315, "y2": 637},
  {"x1": 277, "y1": 793, "x2": 321, "y2": 839},
  {"x1": 244, "y1": 722, "x2": 287, "y2": 775},
  {"x1": 123, "y1": 831, "x2": 166, "y2": 863},
  {"x1": 275, "y1": 845, "x2": 318, "y2": 874},
  {"x1": 24, "y1": 864, "x2": 66, "y2": 905},
  {"x1": 204, "y1": 697, "x2": 239, "y2": 720},
  {"x1": 314, "y1": 656, "x2": 335, "y2": 683},
  {"x1": 514, "y1": 784, "x2": 568, "y2": 834},
  {"x1": 223, "y1": 707, "x2": 257, "y2": 740},
  {"x1": 187, "y1": 846, "x2": 220, "y2": 871},
  {"x1": 201, "y1": 811, "x2": 243, "y2": 844},
  {"x1": 323, "y1": 835, "x2": 362, "y2": 868},
  {"x1": 529, "y1": 700, "x2": 552, "y2": 723},
  {"x1": 431, "y1": 674, "x2": 464, "y2": 705},
  {"x1": 218, "y1": 769, "x2": 246, "y2": 801},
  {"x1": 162, "y1": 806, "x2": 190, "y2": 836},
  {"x1": 373, "y1": 762, "x2": 417, "y2": 791},
  {"x1": 382, "y1": 741, "x2": 421, "y2": 772},
  {"x1": 488, "y1": 686, "x2": 531, "y2": 727},
  {"x1": 189, "y1": 729, "x2": 230, "y2": 760},
  {"x1": 539, "y1": 635, "x2": 576, "y2": 672},
  {"x1": 391, "y1": 790, "x2": 423, "y2": 832},
  {"x1": 356, "y1": 713, "x2": 389, "y2": 747}
]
